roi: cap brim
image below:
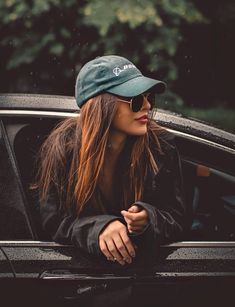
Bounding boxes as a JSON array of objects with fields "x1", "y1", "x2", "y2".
[{"x1": 106, "y1": 75, "x2": 166, "y2": 97}]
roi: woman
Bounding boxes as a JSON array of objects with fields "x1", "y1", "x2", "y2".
[{"x1": 37, "y1": 55, "x2": 186, "y2": 266}]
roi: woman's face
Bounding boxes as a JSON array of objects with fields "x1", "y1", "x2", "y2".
[{"x1": 111, "y1": 95, "x2": 151, "y2": 137}]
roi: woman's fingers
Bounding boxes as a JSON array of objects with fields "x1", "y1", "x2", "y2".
[
  {"x1": 99, "y1": 220, "x2": 136, "y2": 265},
  {"x1": 127, "y1": 219, "x2": 147, "y2": 227},
  {"x1": 128, "y1": 205, "x2": 141, "y2": 213},
  {"x1": 113, "y1": 235, "x2": 133, "y2": 263},
  {"x1": 128, "y1": 224, "x2": 145, "y2": 233},
  {"x1": 105, "y1": 239, "x2": 125, "y2": 265},
  {"x1": 121, "y1": 209, "x2": 149, "y2": 233},
  {"x1": 99, "y1": 239, "x2": 115, "y2": 262},
  {"x1": 120, "y1": 229, "x2": 136, "y2": 257},
  {"x1": 121, "y1": 209, "x2": 148, "y2": 222}
]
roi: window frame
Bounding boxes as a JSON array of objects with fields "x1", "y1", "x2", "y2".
[{"x1": 0, "y1": 108, "x2": 235, "y2": 244}]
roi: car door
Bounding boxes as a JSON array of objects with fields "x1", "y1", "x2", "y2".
[
  {"x1": 1, "y1": 96, "x2": 235, "y2": 307},
  {"x1": 0, "y1": 110, "x2": 134, "y2": 307},
  {"x1": 0, "y1": 241, "x2": 15, "y2": 304}
]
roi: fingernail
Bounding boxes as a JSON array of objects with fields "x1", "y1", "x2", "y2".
[
  {"x1": 126, "y1": 258, "x2": 132, "y2": 264},
  {"x1": 120, "y1": 260, "x2": 125, "y2": 265},
  {"x1": 130, "y1": 252, "x2": 135, "y2": 257}
]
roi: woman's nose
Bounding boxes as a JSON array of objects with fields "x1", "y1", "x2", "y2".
[{"x1": 142, "y1": 96, "x2": 151, "y2": 110}]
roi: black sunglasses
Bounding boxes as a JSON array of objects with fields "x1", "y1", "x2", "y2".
[{"x1": 116, "y1": 92, "x2": 156, "y2": 112}]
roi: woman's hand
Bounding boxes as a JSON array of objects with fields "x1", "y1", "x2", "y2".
[
  {"x1": 99, "y1": 220, "x2": 136, "y2": 265},
  {"x1": 121, "y1": 205, "x2": 149, "y2": 233}
]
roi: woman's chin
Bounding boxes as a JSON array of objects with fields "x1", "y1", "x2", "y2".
[{"x1": 128, "y1": 127, "x2": 148, "y2": 136}]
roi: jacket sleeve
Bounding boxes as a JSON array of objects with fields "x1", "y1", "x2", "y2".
[
  {"x1": 133, "y1": 137, "x2": 187, "y2": 245},
  {"x1": 40, "y1": 187, "x2": 122, "y2": 256}
]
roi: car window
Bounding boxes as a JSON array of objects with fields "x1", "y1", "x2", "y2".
[
  {"x1": 183, "y1": 159, "x2": 235, "y2": 241},
  {"x1": 3, "y1": 115, "x2": 234, "y2": 242},
  {"x1": 0, "y1": 120, "x2": 34, "y2": 240},
  {"x1": 1, "y1": 116, "x2": 59, "y2": 241}
]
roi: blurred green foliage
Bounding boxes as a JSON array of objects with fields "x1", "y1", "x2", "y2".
[
  {"x1": 0, "y1": 0, "x2": 205, "y2": 102},
  {"x1": 0, "y1": 0, "x2": 234, "y2": 132}
]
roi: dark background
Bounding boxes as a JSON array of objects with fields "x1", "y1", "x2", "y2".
[{"x1": 176, "y1": 0, "x2": 235, "y2": 108}]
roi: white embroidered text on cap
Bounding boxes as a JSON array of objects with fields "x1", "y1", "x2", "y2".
[{"x1": 113, "y1": 64, "x2": 136, "y2": 77}]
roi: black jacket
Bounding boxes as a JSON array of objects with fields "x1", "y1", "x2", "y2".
[{"x1": 40, "y1": 130, "x2": 187, "y2": 258}]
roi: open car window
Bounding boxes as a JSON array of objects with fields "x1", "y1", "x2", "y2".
[
  {"x1": 1, "y1": 113, "x2": 234, "y2": 242},
  {"x1": 0, "y1": 120, "x2": 34, "y2": 240}
]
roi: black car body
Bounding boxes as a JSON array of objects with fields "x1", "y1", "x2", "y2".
[{"x1": 0, "y1": 94, "x2": 235, "y2": 307}]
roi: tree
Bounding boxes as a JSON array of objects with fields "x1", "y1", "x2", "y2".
[{"x1": 0, "y1": 0, "x2": 205, "y2": 105}]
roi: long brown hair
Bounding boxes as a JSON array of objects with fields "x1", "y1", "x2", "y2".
[{"x1": 36, "y1": 93, "x2": 165, "y2": 215}]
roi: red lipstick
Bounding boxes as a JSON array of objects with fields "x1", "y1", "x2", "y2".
[{"x1": 135, "y1": 114, "x2": 148, "y2": 123}]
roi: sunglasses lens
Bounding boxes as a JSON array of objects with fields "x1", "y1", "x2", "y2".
[
  {"x1": 120, "y1": 92, "x2": 156, "y2": 112},
  {"x1": 131, "y1": 95, "x2": 144, "y2": 112}
]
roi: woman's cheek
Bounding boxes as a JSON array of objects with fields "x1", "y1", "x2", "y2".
[
  {"x1": 125, "y1": 121, "x2": 148, "y2": 136},
  {"x1": 112, "y1": 113, "x2": 148, "y2": 136}
]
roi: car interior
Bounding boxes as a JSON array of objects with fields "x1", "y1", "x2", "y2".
[{"x1": 2, "y1": 115, "x2": 235, "y2": 242}]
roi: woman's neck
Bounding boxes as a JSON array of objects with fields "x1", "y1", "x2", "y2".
[
  {"x1": 98, "y1": 132, "x2": 126, "y2": 201},
  {"x1": 107, "y1": 131, "x2": 127, "y2": 158}
]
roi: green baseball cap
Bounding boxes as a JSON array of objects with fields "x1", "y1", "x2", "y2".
[{"x1": 75, "y1": 55, "x2": 166, "y2": 107}]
